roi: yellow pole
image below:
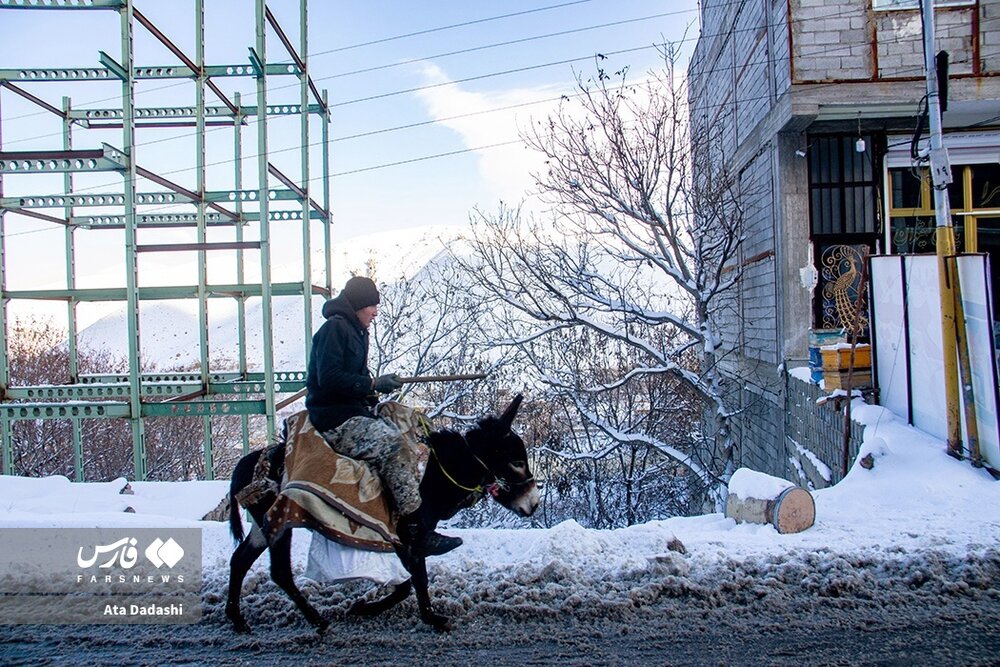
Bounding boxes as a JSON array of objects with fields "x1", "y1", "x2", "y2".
[
  {"x1": 936, "y1": 232, "x2": 962, "y2": 458},
  {"x1": 923, "y1": 3, "x2": 963, "y2": 458}
]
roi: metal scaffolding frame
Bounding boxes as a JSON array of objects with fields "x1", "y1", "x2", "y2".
[{"x1": 0, "y1": 0, "x2": 333, "y2": 480}]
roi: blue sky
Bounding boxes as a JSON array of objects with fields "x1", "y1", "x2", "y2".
[{"x1": 0, "y1": 0, "x2": 699, "y2": 322}]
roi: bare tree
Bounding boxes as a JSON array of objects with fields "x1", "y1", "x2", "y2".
[
  {"x1": 344, "y1": 236, "x2": 517, "y2": 426},
  {"x1": 457, "y1": 48, "x2": 747, "y2": 509},
  {"x1": 4, "y1": 316, "x2": 251, "y2": 481}
]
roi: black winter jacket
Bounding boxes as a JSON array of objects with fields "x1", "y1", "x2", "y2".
[{"x1": 305, "y1": 293, "x2": 376, "y2": 432}]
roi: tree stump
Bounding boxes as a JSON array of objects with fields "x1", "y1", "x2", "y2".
[{"x1": 725, "y1": 468, "x2": 815, "y2": 534}]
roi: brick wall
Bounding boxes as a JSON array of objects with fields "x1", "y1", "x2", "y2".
[
  {"x1": 980, "y1": 0, "x2": 1000, "y2": 72},
  {"x1": 738, "y1": 150, "x2": 778, "y2": 363},
  {"x1": 790, "y1": 1, "x2": 981, "y2": 82},
  {"x1": 792, "y1": 0, "x2": 874, "y2": 81},
  {"x1": 876, "y1": 7, "x2": 975, "y2": 78}
]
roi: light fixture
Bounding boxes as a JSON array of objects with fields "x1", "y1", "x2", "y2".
[
  {"x1": 795, "y1": 149, "x2": 807, "y2": 158},
  {"x1": 855, "y1": 112, "x2": 866, "y2": 153}
]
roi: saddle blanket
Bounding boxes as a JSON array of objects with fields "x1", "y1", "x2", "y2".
[{"x1": 264, "y1": 403, "x2": 429, "y2": 554}]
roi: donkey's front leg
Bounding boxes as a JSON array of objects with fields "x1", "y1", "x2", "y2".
[{"x1": 402, "y1": 551, "x2": 452, "y2": 632}]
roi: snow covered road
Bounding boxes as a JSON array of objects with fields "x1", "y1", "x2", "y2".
[
  {"x1": 1, "y1": 545, "x2": 997, "y2": 666},
  {"x1": 1, "y1": 404, "x2": 999, "y2": 665}
]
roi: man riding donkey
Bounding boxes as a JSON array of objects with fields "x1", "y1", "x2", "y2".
[{"x1": 305, "y1": 275, "x2": 462, "y2": 558}]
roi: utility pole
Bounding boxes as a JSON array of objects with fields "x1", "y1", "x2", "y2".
[{"x1": 921, "y1": 0, "x2": 977, "y2": 461}]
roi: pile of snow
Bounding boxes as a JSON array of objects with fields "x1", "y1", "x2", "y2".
[
  {"x1": 0, "y1": 475, "x2": 229, "y2": 527},
  {"x1": 0, "y1": 404, "x2": 997, "y2": 622}
]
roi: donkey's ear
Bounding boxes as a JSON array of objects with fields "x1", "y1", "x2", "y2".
[{"x1": 498, "y1": 394, "x2": 523, "y2": 430}]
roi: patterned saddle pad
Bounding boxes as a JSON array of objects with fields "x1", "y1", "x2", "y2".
[{"x1": 260, "y1": 403, "x2": 429, "y2": 553}]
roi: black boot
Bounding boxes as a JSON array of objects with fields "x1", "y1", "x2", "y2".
[{"x1": 398, "y1": 510, "x2": 463, "y2": 558}]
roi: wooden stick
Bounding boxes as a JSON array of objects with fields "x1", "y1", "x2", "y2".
[
  {"x1": 398, "y1": 373, "x2": 488, "y2": 384},
  {"x1": 275, "y1": 388, "x2": 307, "y2": 411}
]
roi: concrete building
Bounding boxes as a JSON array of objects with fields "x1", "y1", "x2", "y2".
[{"x1": 687, "y1": 0, "x2": 1000, "y2": 485}]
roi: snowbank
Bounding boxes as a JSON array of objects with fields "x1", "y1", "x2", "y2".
[{"x1": 0, "y1": 407, "x2": 997, "y2": 597}]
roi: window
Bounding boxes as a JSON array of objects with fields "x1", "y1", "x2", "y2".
[
  {"x1": 888, "y1": 164, "x2": 1000, "y2": 254},
  {"x1": 888, "y1": 162, "x2": 1000, "y2": 316}
]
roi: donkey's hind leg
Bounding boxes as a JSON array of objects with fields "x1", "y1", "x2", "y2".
[
  {"x1": 269, "y1": 530, "x2": 329, "y2": 634},
  {"x1": 348, "y1": 580, "x2": 413, "y2": 617},
  {"x1": 226, "y1": 524, "x2": 268, "y2": 634}
]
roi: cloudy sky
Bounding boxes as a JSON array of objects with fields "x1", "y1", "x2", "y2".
[{"x1": 0, "y1": 0, "x2": 699, "y2": 323}]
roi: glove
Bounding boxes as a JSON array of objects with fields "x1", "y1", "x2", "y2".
[{"x1": 373, "y1": 373, "x2": 403, "y2": 393}]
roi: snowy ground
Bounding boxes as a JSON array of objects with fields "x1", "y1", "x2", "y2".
[{"x1": 1, "y1": 401, "x2": 998, "y2": 665}]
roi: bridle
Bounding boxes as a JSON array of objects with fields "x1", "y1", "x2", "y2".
[{"x1": 429, "y1": 445, "x2": 535, "y2": 499}]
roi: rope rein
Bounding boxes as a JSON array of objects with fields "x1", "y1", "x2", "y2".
[{"x1": 430, "y1": 446, "x2": 490, "y2": 494}]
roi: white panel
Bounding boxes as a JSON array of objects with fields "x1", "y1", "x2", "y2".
[
  {"x1": 870, "y1": 256, "x2": 910, "y2": 421},
  {"x1": 905, "y1": 256, "x2": 948, "y2": 439},
  {"x1": 955, "y1": 255, "x2": 1000, "y2": 470},
  {"x1": 886, "y1": 130, "x2": 1000, "y2": 167}
]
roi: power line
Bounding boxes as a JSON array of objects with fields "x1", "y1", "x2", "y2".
[
  {"x1": 328, "y1": 44, "x2": 660, "y2": 109},
  {"x1": 304, "y1": 0, "x2": 595, "y2": 56},
  {"x1": 331, "y1": 139, "x2": 525, "y2": 178},
  {"x1": 0, "y1": 54, "x2": 965, "y2": 215},
  {"x1": 320, "y1": 9, "x2": 695, "y2": 82},
  {"x1": 0, "y1": 0, "x2": 596, "y2": 124}
]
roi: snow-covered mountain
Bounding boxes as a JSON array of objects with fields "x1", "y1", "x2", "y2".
[{"x1": 77, "y1": 225, "x2": 467, "y2": 371}]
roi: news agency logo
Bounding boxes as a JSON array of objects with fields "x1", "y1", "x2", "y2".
[{"x1": 76, "y1": 537, "x2": 185, "y2": 570}]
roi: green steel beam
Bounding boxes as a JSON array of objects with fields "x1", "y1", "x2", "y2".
[
  {"x1": 70, "y1": 212, "x2": 238, "y2": 228},
  {"x1": 1, "y1": 402, "x2": 130, "y2": 420},
  {"x1": 256, "y1": 0, "x2": 276, "y2": 440},
  {"x1": 299, "y1": 0, "x2": 313, "y2": 370},
  {"x1": 0, "y1": 86, "x2": 8, "y2": 474},
  {"x1": 141, "y1": 399, "x2": 266, "y2": 417},
  {"x1": 2, "y1": 281, "x2": 319, "y2": 301},
  {"x1": 322, "y1": 88, "x2": 332, "y2": 296},
  {"x1": 68, "y1": 104, "x2": 324, "y2": 121},
  {"x1": 62, "y1": 96, "x2": 83, "y2": 481},
  {"x1": 0, "y1": 144, "x2": 128, "y2": 173},
  {"x1": 234, "y1": 90, "x2": 251, "y2": 455},
  {"x1": 0, "y1": 1, "x2": 124, "y2": 9},
  {"x1": 0, "y1": 379, "x2": 307, "y2": 400},
  {"x1": 82, "y1": 372, "x2": 227, "y2": 384},
  {"x1": 0, "y1": 63, "x2": 299, "y2": 83},
  {"x1": 0, "y1": 399, "x2": 273, "y2": 420},
  {"x1": 120, "y1": 0, "x2": 146, "y2": 480},
  {"x1": 67, "y1": 210, "x2": 326, "y2": 230},
  {"x1": 2, "y1": 188, "x2": 299, "y2": 209}
]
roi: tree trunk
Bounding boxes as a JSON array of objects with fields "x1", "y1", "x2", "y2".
[{"x1": 724, "y1": 469, "x2": 815, "y2": 534}]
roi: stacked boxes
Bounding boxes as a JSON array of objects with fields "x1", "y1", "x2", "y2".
[
  {"x1": 820, "y1": 343, "x2": 872, "y2": 390},
  {"x1": 808, "y1": 329, "x2": 847, "y2": 383}
]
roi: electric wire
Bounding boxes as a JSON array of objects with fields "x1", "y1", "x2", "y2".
[
  {"x1": 0, "y1": 54, "x2": 981, "y2": 230},
  {"x1": 3, "y1": 0, "x2": 974, "y2": 129},
  {"x1": 0, "y1": 5, "x2": 994, "y2": 226}
]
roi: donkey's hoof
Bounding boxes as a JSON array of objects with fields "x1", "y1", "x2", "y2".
[
  {"x1": 314, "y1": 618, "x2": 330, "y2": 635},
  {"x1": 231, "y1": 619, "x2": 252, "y2": 634},
  {"x1": 423, "y1": 612, "x2": 453, "y2": 633}
]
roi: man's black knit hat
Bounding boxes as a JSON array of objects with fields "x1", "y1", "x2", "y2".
[{"x1": 341, "y1": 276, "x2": 380, "y2": 310}]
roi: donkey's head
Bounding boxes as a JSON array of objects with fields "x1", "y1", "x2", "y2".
[{"x1": 466, "y1": 394, "x2": 540, "y2": 518}]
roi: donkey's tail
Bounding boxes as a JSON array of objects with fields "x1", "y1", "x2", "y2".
[
  {"x1": 229, "y1": 449, "x2": 262, "y2": 543},
  {"x1": 229, "y1": 483, "x2": 245, "y2": 543}
]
